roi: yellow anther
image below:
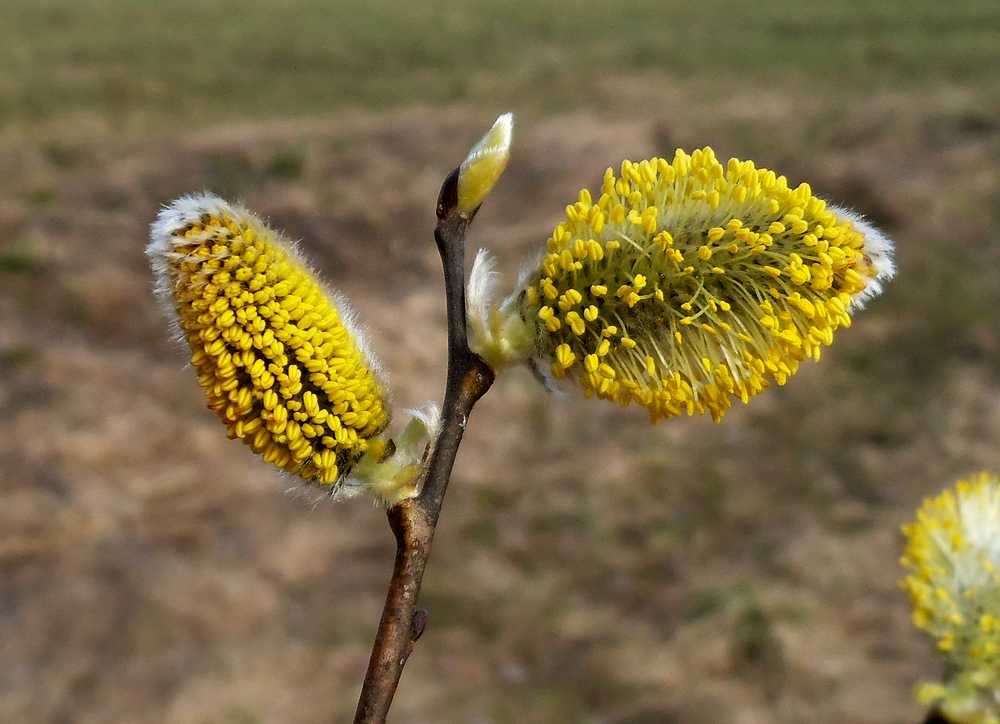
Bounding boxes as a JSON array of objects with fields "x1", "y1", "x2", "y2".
[
  {"x1": 565, "y1": 311, "x2": 586, "y2": 336},
  {"x1": 555, "y1": 343, "x2": 576, "y2": 369}
]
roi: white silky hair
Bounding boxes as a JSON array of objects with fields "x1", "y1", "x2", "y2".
[
  {"x1": 404, "y1": 401, "x2": 442, "y2": 442},
  {"x1": 466, "y1": 247, "x2": 498, "y2": 352},
  {"x1": 147, "y1": 192, "x2": 234, "y2": 324},
  {"x1": 829, "y1": 205, "x2": 896, "y2": 309}
]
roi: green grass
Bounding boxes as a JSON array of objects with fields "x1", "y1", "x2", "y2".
[{"x1": 2, "y1": 0, "x2": 999, "y2": 136}]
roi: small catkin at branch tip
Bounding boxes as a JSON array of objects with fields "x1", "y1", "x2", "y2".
[{"x1": 457, "y1": 112, "x2": 513, "y2": 213}]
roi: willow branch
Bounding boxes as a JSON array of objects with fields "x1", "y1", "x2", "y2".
[{"x1": 353, "y1": 168, "x2": 495, "y2": 723}]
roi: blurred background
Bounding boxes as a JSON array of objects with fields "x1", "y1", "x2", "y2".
[{"x1": 1, "y1": 1, "x2": 999, "y2": 722}]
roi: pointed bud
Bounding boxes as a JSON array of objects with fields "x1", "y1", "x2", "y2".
[{"x1": 457, "y1": 112, "x2": 513, "y2": 213}]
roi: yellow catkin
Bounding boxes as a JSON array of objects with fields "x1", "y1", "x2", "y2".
[
  {"x1": 901, "y1": 473, "x2": 1000, "y2": 723},
  {"x1": 514, "y1": 148, "x2": 894, "y2": 423},
  {"x1": 149, "y1": 194, "x2": 390, "y2": 487}
]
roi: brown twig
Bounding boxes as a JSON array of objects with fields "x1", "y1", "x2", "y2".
[{"x1": 353, "y1": 168, "x2": 495, "y2": 723}]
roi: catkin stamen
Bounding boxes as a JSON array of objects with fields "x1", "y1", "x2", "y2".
[{"x1": 515, "y1": 148, "x2": 894, "y2": 422}]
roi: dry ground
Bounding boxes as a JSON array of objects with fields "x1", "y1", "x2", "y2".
[{"x1": 1, "y1": 84, "x2": 1000, "y2": 723}]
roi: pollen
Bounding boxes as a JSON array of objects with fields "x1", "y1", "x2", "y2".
[
  {"x1": 512, "y1": 148, "x2": 895, "y2": 423},
  {"x1": 148, "y1": 194, "x2": 390, "y2": 488}
]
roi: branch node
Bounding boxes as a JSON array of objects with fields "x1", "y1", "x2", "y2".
[{"x1": 411, "y1": 610, "x2": 428, "y2": 642}]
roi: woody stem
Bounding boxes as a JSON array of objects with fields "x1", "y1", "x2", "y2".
[{"x1": 353, "y1": 169, "x2": 494, "y2": 723}]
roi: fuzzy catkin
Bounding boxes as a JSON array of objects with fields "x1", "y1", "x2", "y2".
[
  {"x1": 471, "y1": 148, "x2": 895, "y2": 423},
  {"x1": 148, "y1": 193, "x2": 391, "y2": 487}
]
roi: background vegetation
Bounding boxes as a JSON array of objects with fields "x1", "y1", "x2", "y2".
[
  {"x1": 3, "y1": 0, "x2": 1000, "y2": 135},
  {"x1": 1, "y1": 0, "x2": 998, "y2": 722}
]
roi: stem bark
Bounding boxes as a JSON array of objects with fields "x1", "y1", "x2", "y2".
[{"x1": 354, "y1": 174, "x2": 494, "y2": 723}]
